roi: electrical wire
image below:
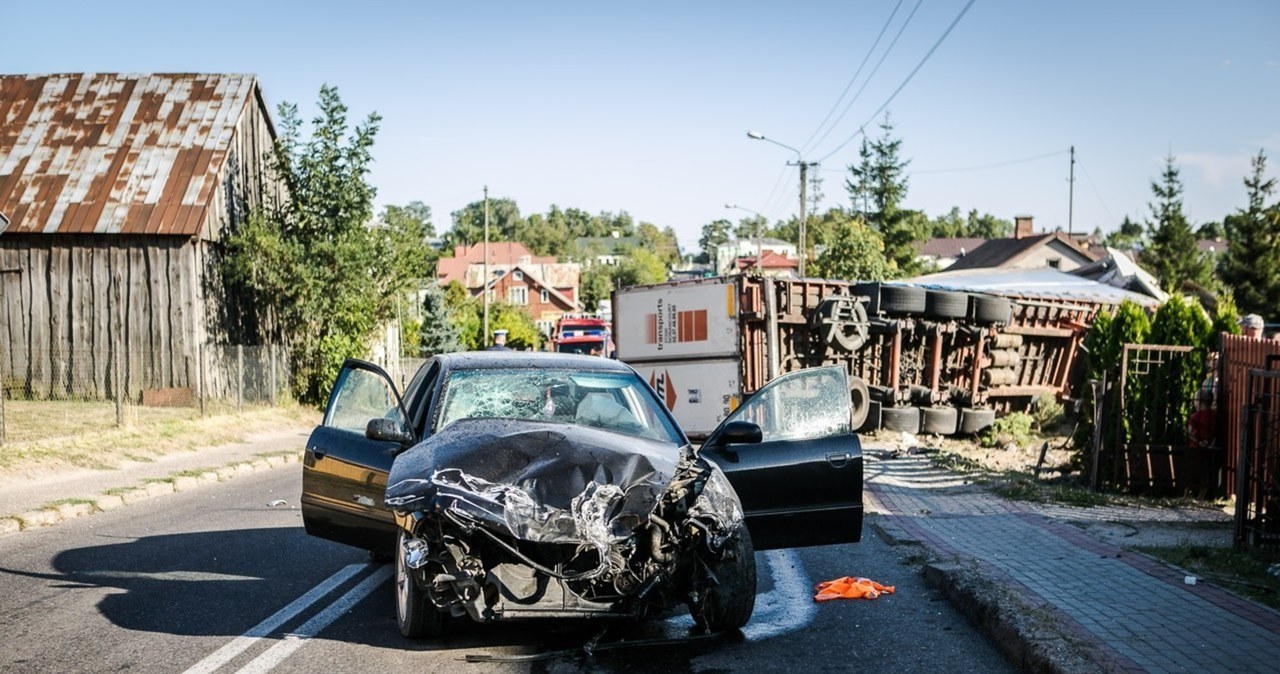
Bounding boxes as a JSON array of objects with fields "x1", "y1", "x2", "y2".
[
  {"x1": 1076, "y1": 158, "x2": 1117, "y2": 225},
  {"x1": 816, "y1": 0, "x2": 978, "y2": 164},
  {"x1": 799, "y1": 0, "x2": 906, "y2": 154},
  {"x1": 806, "y1": 0, "x2": 924, "y2": 154},
  {"x1": 909, "y1": 148, "x2": 1067, "y2": 175}
]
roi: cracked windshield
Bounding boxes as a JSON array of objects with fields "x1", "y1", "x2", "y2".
[
  {"x1": 436, "y1": 369, "x2": 681, "y2": 443},
  {"x1": 731, "y1": 367, "x2": 850, "y2": 442}
]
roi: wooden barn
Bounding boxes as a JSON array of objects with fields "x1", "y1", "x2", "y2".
[{"x1": 0, "y1": 73, "x2": 281, "y2": 401}]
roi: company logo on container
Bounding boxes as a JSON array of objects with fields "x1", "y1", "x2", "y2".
[
  {"x1": 648, "y1": 369, "x2": 678, "y2": 411},
  {"x1": 645, "y1": 302, "x2": 708, "y2": 350}
]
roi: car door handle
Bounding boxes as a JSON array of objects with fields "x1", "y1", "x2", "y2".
[{"x1": 826, "y1": 452, "x2": 851, "y2": 468}]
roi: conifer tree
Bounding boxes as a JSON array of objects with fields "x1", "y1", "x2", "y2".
[
  {"x1": 1144, "y1": 156, "x2": 1212, "y2": 292},
  {"x1": 1219, "y1": 150, "x2": 1280, "y2": 316}
]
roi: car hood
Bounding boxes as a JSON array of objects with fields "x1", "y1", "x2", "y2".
[{"x1": 384, "y1": 418, "x2": 681, "y2": 545}]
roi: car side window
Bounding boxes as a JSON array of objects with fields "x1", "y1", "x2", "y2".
[
  {"x1": 324, "y1": 366, "x2": 407, "y2": 434},
  {"x1": 727, "y1": 367, "x2": 850, "y2": 442},
  {"x1": 403, "y1": 363, "x2": 440, "y2": 435}
]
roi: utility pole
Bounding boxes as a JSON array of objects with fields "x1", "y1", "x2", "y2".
[
  {"x1": 482, "y1": 185, "x2": 490, "y2": 347},
  {"x1": 798, "y1": 161, "x2": 809, "y2": 277},
  {"x1": 1068, "y1": 145, "x2": 1076, "y2": 237}
]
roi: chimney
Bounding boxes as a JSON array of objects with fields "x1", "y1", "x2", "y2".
[{"x1": 1014, "y1": 214, "x2": 1034, "y2": 239}]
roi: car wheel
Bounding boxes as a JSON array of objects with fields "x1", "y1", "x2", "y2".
[
  {"x1": 692, "y1": 528, "x2": 757, "y2": 633},
  {"x1": 849, "y1": 376, "x2": 870, "y2": 430},
  {"x1": 920, "y1": 406, "x2": 959, "y2": 435},
  {"x1": 396, "y1": 530, "x2": 445, "y2": 639},
  {"x1": 880, "y1": 406, "x2": 920, "y2": 433}
]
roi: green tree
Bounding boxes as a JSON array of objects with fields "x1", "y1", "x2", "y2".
[
  {"x1": 418, "y1": 281, "x2": 461, "y2": 357},
  {"x1": 1103, "y1": 215, "x2": 1145, "y2": 250},
  {"x1": 697, "y1": 219, "x2": 732, "y2": 265},
  {"x1": 1219, "y1": 150, "x2": 1280, "y2": 316},
  {"x1": 845, "y1": 114, "x2": 920, "y2": 276},
  {"x1": 614, "y1": 247, "x2": 669, "y2": 287},
  {"x1": 222, "y1": 85, "x2": 387, "y2": 404},
  {"x1": 445, "y1": 197, "x2": 523, "y2": 248},
  {"x1": 1196, "y1": 220, "x2": 1225, "y2": 241},
  {"x1": 579, "y1": 264, "x2": 615, "y2": 313},
  {"x1": 635, "y1": 222, "x2": 681, "y2": 265},
  {"x1": 1144, "y1": 156, "x2": 1213, "y2": 292},
  {"x1": 809, "y1": 214, "x2": 891, "y2": 281}
]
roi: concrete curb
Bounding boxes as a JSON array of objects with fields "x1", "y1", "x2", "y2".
[{"x1": 0, "y1": 450, "x2": 303, "y2": 536}]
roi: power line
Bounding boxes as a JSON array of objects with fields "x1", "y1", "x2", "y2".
[
  {"x1": 909, "y1": 148, "x2": 1068, "y2": 175},
  {"x1": 1076, "y1": 158, "x2": 1117, "y2": 226},
  {"x1": 799, "y1": 0, "x2": 906, "y2": 154},
  {"x1": 807, "y1": 0, "x2": 923, "y2": 154},
  {"x1": 816, "y1": 0, "x2": 978, "y2": 164}
]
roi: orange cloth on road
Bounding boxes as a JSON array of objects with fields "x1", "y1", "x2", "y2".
[{"x1": 814, "y1": 576, "x2": 896, "y2": 602}]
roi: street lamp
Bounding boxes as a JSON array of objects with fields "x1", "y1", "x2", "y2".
[
  {"x1": 725, "y1": 203, "x2": 765, "y2": 274},
  {"x1": 746, "y1": 130, "x2": 817, "y2": 277}
]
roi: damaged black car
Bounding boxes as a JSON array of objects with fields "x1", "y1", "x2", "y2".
[{"x1": 301, "y1": 353, "x2": 862, "y2": 638}]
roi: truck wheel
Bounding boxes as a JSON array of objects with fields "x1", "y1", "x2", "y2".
[
  {"x1": 852, "y1": 282, "x2": 882, "y2": 315},
  {"x1": 970, "y1": 295, "x2": 1012, "y2": 325},
  {"x1": 858, "y1": 400, "x2": 882, "y2": 432},
  {"x1": 959, "y1": 408, "x2": 997, "y2": 434},
  {"x1": 849, "y1": 377, "x2": 870, "y2": 430},
  {"x1": 920, "y1": 407, "x2": 959, "y2": 435},
  {"x1": 924, "y1": 290, "x2": 969, "y2": 320},
  {"x1": 880, "y1": 406, "x2": 920, "y2": 433},
  {"x1": 880, "y1": 286, "x2": 927, "y2": 316}
]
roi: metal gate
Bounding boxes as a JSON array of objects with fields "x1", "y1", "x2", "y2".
[
  {"x1": 1116, "y1": 344, "x2": 1216, "y2": 494},
  {"x1": 1235, "y1": 367, "x2": 1280, "y2": 549}
]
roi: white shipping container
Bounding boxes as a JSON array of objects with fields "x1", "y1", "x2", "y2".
[
  {"x1": 632, "y1": 359, "x2": 742, "y2": 439},
  {"x1": 613, "y1": 278, "x2": 740, "y2": 362}
]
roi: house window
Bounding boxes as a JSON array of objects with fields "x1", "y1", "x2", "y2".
[
  {"x1": 1046, "y1": 258, "x2": 1061, "y2": 269},
  {"x1": 513, "y1": 270, "x2": 524, "y2": 281},
  {"x1": 540, "y1": 289, "x2": 550, "y2": 304},
  {"x1": 509, "y1": 287, "x2": 528, "y2": 305}
]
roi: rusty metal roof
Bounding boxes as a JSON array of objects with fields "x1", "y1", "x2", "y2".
[{"x1": 0, "y1": 73, "x2": 262, "y2": 237}]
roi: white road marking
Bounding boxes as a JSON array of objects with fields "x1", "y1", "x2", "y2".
[
  {"x1": 81, "y1": 570, "x2": 263, "y2": 583},
  {"x1": 664, "y1": 549, "x2": 816, "y2": 639},
  {"x1": 181, "y1": 563, "x2": 368, "y2": 674},
  {"x1": 233, "y1": 565, "x2": 393, "y2": 674},
  {"x1": 742, "y1": 549, "x2": 816, "y2": 640}
]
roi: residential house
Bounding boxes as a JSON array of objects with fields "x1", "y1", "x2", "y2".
[
  {"x1": 572, "y1": 232, "x2": 638, "y2": 267},
  {"x1": 735, "y1": 250, "x2": 799, "y2": 277},
  {"x1": 436, "y1": 242, "x2": 581, "y2": 334},
  {"x1": 917, "y1": 237, "x2": 988, "y2": 270},
  {"x1": 714, "y1": 237, "x2": 797, "y2": 275},
  {"x1": 0, "y1": 73, "x2": 281, "y2": 400},
  {"x1": 944, "y1": 215, "x2": 1098, "y2": 273}
]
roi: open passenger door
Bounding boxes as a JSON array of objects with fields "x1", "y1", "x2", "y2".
[
  {"x1": 301, "y1": 359, "x2": 415, "y2": 552},
  {"x1": 699, "y1": 365, "x2": 863, "y2": 550}
]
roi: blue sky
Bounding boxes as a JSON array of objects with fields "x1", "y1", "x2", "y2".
[{"x1": 4, "y1": 1, "x2": 1277, "y2": 251}]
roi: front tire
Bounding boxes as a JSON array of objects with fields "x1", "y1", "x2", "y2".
[
  {"x1": 692, "y1": 528, "x2": 757, "y2": 633},
  {"x1": 396, "y1": 530, "x2": 445, "y2": 639}
]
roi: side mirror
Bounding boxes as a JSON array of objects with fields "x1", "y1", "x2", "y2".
[
  {"x1": 719, "y1": 420, "x2": 762, "y2": 445},
  {"x1": 366, "y1": 418, "x2": 414, "y2": 446}
]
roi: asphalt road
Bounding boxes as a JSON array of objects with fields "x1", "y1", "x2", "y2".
[{"x1": 0, "y1": 467, "x2": 1015, "y2": 674}]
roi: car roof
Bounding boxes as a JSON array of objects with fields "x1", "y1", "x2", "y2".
[{"x1": 434, "y1": 351, "x2": 634, "y2": 373}]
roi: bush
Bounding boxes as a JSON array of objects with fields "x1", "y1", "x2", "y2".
[
  {"x1": 981, "y1": 412, "x2": 1035, "y2": 448},
  {"x1": 1030, "y1": 392, "x2": 1064, "y2": 432}
]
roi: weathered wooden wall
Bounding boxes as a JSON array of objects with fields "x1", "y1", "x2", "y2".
[{"x1": 0, "y1": 234, "x2": 204, "y2": 400}]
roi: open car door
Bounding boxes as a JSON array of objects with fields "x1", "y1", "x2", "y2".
[
  {"x1": 699, "y1": 366, "x2": 862, "y2": 550},
  {"x1": 301, "y1": 359, "x2": 415, "y2": 553}
]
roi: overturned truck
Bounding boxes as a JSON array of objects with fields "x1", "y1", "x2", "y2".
[{"x1": 614, "y1": 274, "x2": 1117, "y2": 438}]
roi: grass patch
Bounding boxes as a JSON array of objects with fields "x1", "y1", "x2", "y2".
[
  {"x1": 1135, "y1": 544, "x2": 1280, "y2": 612},
  {"x1": 0, "y1": 403, "x2": 316, "y2": 478},
  {"x1": 41, "y1": 497, "x2": 97, "y2": 509},
  {"x1": 101, "y1": 486, "x2": 139, "y2": 496},
  {"x1": 931, "y1": 451, "x2": 984, "y2": 473}
]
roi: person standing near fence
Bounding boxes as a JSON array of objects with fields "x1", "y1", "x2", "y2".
[{"x1": 1240, "y1": 314, "x2": 1265, "y2": 339}]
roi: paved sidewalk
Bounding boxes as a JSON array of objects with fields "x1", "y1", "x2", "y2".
[
  {"x1": 0, "y1": 426, "x2": 310, "y2": 533},
  {"x1": 865, "y1": 450, "x2": 1280, "y2": 674}
]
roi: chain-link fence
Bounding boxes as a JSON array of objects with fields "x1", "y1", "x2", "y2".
[{"x1": 0, "y1": 344, "x2": 291, "y2": 444}]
